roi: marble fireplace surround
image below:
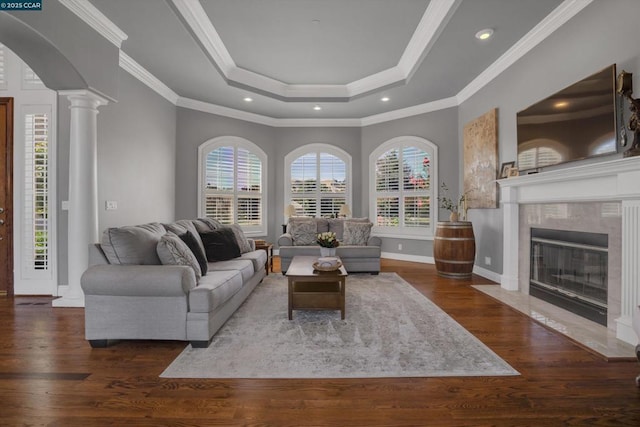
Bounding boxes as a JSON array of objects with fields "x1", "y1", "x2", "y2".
[{"x1": 498, "y1": 156, "x2": 640, "y2": 345}]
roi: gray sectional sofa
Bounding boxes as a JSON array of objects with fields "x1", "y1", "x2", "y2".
[
  {"x1": 278, "y1": 217, "x2": 381, "y2": 274},
  {"x1": 81, "y1": 219, "x2": 267, "y2": 348}
]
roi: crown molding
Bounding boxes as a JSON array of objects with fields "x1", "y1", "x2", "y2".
[
  {"x1": 119, "y1": 52, "x2": 179, "y2": 104},
  {"x1": 170, "y1": 0, "x2": 235, "y2": 75},
  {"x1": 360, "y1": 96, "x2": 458, "y2": 127},
  {"x1": 397, "y1": 0, "x2": 460, "y2": 79},
  {"x1": 170, "y1": 0, "x2": 455, "y2": 101},
  {"x1": 456, "y1": 0, "x2": 593, "y2": 104},
  {"x1": 177, "y1": 97, "x2": 361, "y2": 127},
  {"x1": 119, "y1": 0, "x2": 591, "y2": 127},
  {"x1": 59, "y1": 0, "x2": 128, "y2": 48}
]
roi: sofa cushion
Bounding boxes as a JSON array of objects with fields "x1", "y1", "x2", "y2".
[
  {"x1": 179, "y1": 232, "x2": 208, "y2": 276},
  {"x1": 328, "y1": 217, "x2": 370, "y2": 241},
  {"x1": 289, "y1": 219, "x2": 317, "y2": 246},
  {"x1": 156, "y1": 232, "x2": 202, "y2": 280},
  {"x1": 200, "y1": 228, "x2": 241, "y2": 261},
  {"x1": 343, "y1": 221, "x2": 373, "y2": 246},
  {"x1": 193, "y1": 217, "x2": 224, "y2": 233},
  {"x1": 239, "y1": 249, "x2": 268, "y2": 272},
  {"x1": 189, "y1": 270, "x2": 243, "y2": 313},
  {"x1": 207, "y1": 259, "x2": 255, "y2": 282},
  {"x1": 101, "y1": 222, "x2": 166, "y2": 265},
  {"x1": 164, "y1": 220, "x2": 206, "y2": 258},
  {"x1": 228, "y1": 224, "x2": 252, "y2": 254}
]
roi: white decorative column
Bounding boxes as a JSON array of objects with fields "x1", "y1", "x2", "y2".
[
  {"x1": 53, "y1": 90, "x2": 107, "y2": 308},
  {"x1": 615, "y1": 164, "x2": 640, "y2": 344},
  {"x1": 500, "y1": 185, "x2": 520, "y2": 290}
]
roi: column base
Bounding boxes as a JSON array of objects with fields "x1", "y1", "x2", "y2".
[
  {"x1": 616, "y1": 316, "x2": 639, "y2": 346},
  {"x1": 500, "y1": 274, "x2": 519, "y2": 291}
]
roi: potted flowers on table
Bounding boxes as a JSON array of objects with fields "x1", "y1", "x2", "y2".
[{"x1": 317, "y1": 231, "x2": 339, "y2": 257}]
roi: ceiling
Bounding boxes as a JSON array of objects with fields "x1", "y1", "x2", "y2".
[{"x1": 84, "y1": 0, "x2": 582, "y2": 122}]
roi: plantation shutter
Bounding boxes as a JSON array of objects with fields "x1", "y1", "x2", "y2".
[
  {"x1": 205, "y1": 146, "x2": 234, "y2": 224},
  {"x1": 374, "y1": 146, "x2": 431, "y2": 228},
  {"x1": 289, "y1": 151, "x2": 348, "y2": 218},
  {"x1": 204, "y1": 145, "x2": 263, "y2": 228},
  {"x1": 23, "y1": 109, "x2": 52, "y2": 277},
  {"x1": 319, "y1": 152, "x2": 346, "y2": 217},
  {"x1": 236, "y1": 148, "x2": 262, "y2": 226}
]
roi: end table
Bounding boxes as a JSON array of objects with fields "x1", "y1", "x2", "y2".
[{"x1": 255, "y1": 242, "x2": 273, "y2": 275}]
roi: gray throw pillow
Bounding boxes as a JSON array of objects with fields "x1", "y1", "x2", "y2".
[
  {"x1": 342, "y1": 221, "x2": 373, "y2": 246},
  {"x1": 101, "y1": 222, "x2": 166, "y2": 265},
  {"x1": 228, "y1": 224, "x2": 252, "y2": 254},
  {"x1": 290, "y1": 219, "x2": 317, "y2": 246},
  {"x1": 193, "y1": 217, "x2": 224, "y2": 233},
  {"x1": 328, "y1": 217, "x2": 370, "y2": 241},
  {"x1": 156, "y1": 232, "x2": 202, "y2": 280}
]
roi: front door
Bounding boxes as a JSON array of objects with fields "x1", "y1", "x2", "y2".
[{"x1": 0, "y1": 98, "x2": 13, "y2": 295}]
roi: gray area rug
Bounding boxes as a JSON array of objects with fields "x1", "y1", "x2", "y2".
[{"x1": 161, "y1": 273, "x2": 518, "y2": 378}]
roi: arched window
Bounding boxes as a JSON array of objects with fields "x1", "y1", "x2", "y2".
[
  {"x1": 198, "y1": 136, "x2": 267, "y2": 236},
  {"x1": 285, "y1": 144, "x2": 351, "y2": 219},
  {"x1": 369, "y1": 136, "x2": 438, "y2": 238}
]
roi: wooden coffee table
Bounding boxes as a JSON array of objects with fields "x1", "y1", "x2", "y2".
[{"x1": 286, "y1": 256, "x2": 347, "y2": 320}]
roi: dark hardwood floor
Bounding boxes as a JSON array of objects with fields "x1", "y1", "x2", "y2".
[{"x1": 1, "y1": 258, "x2": 639, "y2": 426}]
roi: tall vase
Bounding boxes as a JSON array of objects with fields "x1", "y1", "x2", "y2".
[
  {"x1": 449, "y1": 211, "x2": 459, "y2": 222},
  {"x1": 320, "y1": 247, "x2": 336, "y2": 257}
]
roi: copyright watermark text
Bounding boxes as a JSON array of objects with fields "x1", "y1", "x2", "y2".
[{"x1": 0, "y1": 1, "x2": 42, "y2": 10}]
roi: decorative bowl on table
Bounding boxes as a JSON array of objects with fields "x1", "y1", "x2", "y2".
[{"x1": 313, "y1": 257, "x2": 342, "y2": 272}]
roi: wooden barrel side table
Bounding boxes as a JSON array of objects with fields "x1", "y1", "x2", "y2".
[{"x1": 433, "y1": 221, "x2": 476, "y2": 279}]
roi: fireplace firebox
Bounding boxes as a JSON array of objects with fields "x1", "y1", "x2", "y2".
[{"x1": 530, "y1": 228, "x2": 608, "y2": 326}]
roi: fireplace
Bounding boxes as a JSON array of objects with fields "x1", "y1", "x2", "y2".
[
  {"x1": 529, "y1": 228, "x2": 608, "y2": 326},
  {"x1": 497, "y1": 156, "x2": 640, "y2": 345}
]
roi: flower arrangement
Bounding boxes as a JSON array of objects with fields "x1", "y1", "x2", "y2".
[
  {"x1": 317, "y1": 231, "x2": 339, "y2": 248},
  {"x1": 438, "y1": 182, "x2": 472, "y2": 221}
]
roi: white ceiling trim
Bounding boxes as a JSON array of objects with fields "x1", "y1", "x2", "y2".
[
  {"x1": 170, "y1": 0, "x2": 457, "y2": 101},
  {"x1": 59, "y1": 0, "x2": 128, "y2": 48},
  {"x1": 361, "y1": 97, "x2": 458, "y2": 127},
  {"x1": 73, "y1": 0, "x2": 591, "y2": 127},
  {"x1": 456, "y1": 0, "x2": 593, "y2": 104},
  {"x1": 177, "y1": 97, "x2": 361, "y2": 127},
  {"x1": 119, "y1": 51, "x2": 180, "y2": 104},
  {"x1": 397, "y1": 0, "x2": 461, "y2": 79}
]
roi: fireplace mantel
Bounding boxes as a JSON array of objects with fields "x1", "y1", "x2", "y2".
[{"x1": 498, "y1": 156, "x2": 640, "y2": 345}]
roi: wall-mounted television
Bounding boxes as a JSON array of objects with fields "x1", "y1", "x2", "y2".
[{"x1": 516, "y1": 64, "x2": 618, "y2": 172}]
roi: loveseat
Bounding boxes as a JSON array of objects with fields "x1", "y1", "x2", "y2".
[
  {"x1": 278, "y1": 217, "x2": 381, "y2": 274},
  {"x1": 81, "y1": 218, "x2": 267, "y2": 348}
]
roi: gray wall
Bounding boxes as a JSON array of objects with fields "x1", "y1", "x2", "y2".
[
  {"x1": 57, "y1": 70, "x2": 177, "y2": 284},
  {"x1": 361, "y1": 107, "x2": 459, "y2": 257},
  {"x1": 458, "y1": 0, "x2": 640, "y2": 274}
]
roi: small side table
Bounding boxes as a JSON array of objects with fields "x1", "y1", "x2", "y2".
[{"x1": 255, "y1": 242, "x2": 273, "y2": 275}]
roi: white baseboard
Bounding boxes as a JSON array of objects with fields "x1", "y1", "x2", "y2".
[
  {"x1": 472, "y1": 265, "x2": 501, "y2": 284},
  {"x1": 380, "y1": 252, "x2": 434, "y2": 264}
]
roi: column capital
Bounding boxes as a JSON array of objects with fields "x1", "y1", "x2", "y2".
[{"x1": 59, "y1": 89, "x2": 110, "y2": 109}]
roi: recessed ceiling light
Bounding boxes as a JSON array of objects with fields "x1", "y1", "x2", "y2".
[
  {"x1": 554, "y1": 101, "x2": 569, "y2": 108},
  {"x1": 312, "y1": 19, "x2": 320, "y2": 25},
  {"x1": 381, "y1": 97, "x2": 390, "y2": 102},
  {"x1": 313, "y1": 105, "x2": 322, "y2": 111},
  {"x1": 243, "y1": 97, "x2": 253, "y2": 102},
  {"x1": 475, "y1": 28, "x2": 494, "y2": 40}
]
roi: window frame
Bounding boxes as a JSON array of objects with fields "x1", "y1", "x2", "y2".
[
  {"x1": 284, "y1": 143, "x2": 352, "y2": 222},
  {"x1": 369, "y1": 136, "x2": 438, "y2": 240},
  {"x1": 197, "y1": 136, "x2": 267, "y2": 236}
]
